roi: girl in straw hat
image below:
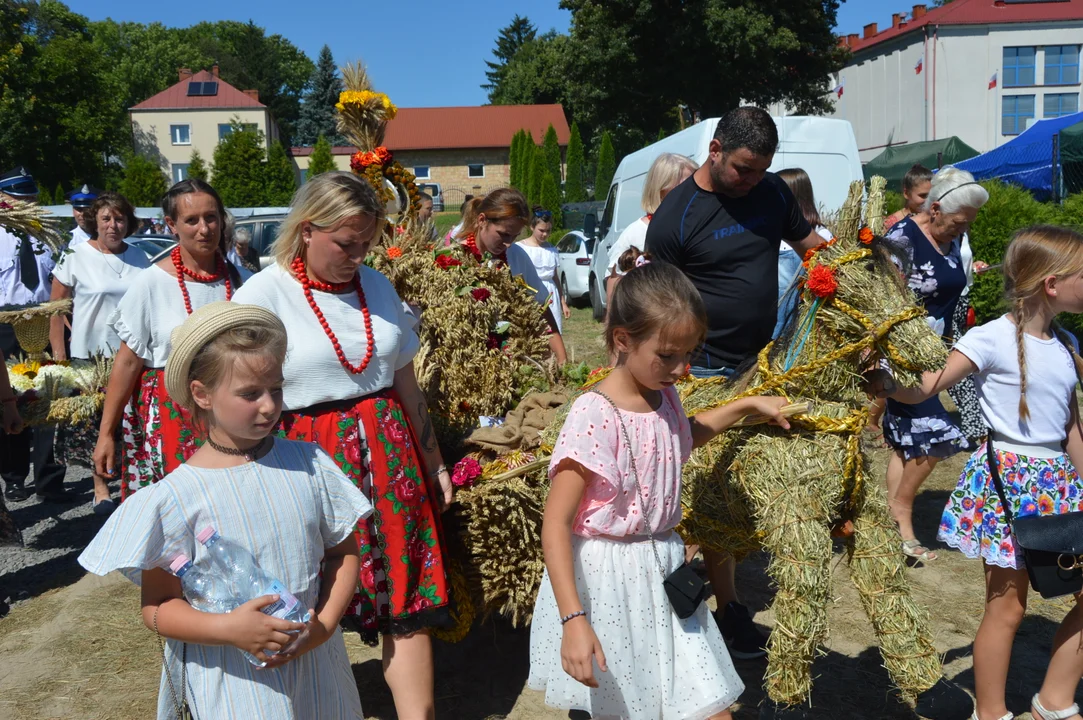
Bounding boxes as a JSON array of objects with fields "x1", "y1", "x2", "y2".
[
  {"x1": 528, "y1": 261, "x2": 790, "y2": 720},
  {"x1": 233, "y1": 171, "x2": 452, "y2": 718},
  {"x1": 93, "y1": 179, "x2": 242, "y2": 500},
  {"x1": 79, "y1": 301, "x2": 371, "y2": 719},
  {"x1": 879, "y1": 226, "x2": 1083, "y2": 720}
]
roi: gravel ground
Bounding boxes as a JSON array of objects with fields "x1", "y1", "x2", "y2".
[{"x1": 0, "y1": 464, "x2": 105, "y2": 609}]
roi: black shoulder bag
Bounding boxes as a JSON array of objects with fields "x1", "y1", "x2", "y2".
[
  {"x1": 592, "y1": 390, "x2": 708, "y2": 619},
  {"x1": 987, "y1": 436, "x2": 1083, "y2": 599}
]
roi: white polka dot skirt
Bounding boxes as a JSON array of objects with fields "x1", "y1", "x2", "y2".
[{"x1": 528, "y1": 533, "x2": 744, "y2": 719}]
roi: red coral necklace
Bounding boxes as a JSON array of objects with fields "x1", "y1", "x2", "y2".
[
  {"x1": 171, "y1": 246, "x2": 231, "y2": 315},
  {"x1": 290, "y1": 257, "x2": 375, "y2": 375},
  {"x1": 463, "y1": 233, "x2": 505, "y2": 264}
]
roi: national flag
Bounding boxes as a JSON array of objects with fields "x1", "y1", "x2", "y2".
[
  {"x1": 914, "y1": 56, "x2": 923, "y2": 74},
  {"x1": 988, "y1": 71, "x2": 997, "y2": 90},
  {"x1": 833, "y1": 78, "x2": 845, "y2": 98}
]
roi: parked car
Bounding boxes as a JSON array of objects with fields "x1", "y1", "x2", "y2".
[
  {"x1": 128, "y1": 234, "x2": 177, "y2": 261},
  {"x1": 417, "y1": 183, "x2": 444, "y2": 212},
  {"x1": 586, "y1": 115, "x2": 863, "y2": 320},
  {"x1": 554, "y1": 230, "x2": 593, "y2": 302},
  {"x1": 234, "y1": 215, "x2": 286, "y2": 269}
]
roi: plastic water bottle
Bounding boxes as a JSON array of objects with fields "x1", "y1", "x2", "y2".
[
  {"x1": 169, "y1": 554, "x2": 235, "y2": 614},
  {"x1": 196, "y1": 526, "x2": 311, "y2": 626}
]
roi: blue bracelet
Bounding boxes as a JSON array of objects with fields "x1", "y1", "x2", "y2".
[{"x1": 560, "y1": 610, "x2": 586, "y2": 625}]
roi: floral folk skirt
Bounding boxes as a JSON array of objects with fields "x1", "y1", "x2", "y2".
[
  {"x1": 120, "y1": 368, "x2": 200, "y2": 500},
  {"x1": 938, "y1": 443, "x2": 1083, "y2": 569},
  {"x1": 277, "y1": 389, "x2": 452, "y2": 642},
  {"x1": 884, "y1": 398, "x2": 971, "y2": 461}
]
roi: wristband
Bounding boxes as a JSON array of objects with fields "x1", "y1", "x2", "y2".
[
  {"x1": 429, "y1": 464, "x2": 448, "y2": 479},
  {"x1": 560, "y1": 610, "x2": 586, "y2": 625}
]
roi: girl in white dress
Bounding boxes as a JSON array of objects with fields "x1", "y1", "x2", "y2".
[
  {"x1": 79, "y1": 301, "x2": 371, "y2": 720},
  {"x1": 529, "y1": 261, "x2": 791, "y2": 720},
  {"x1": 49, "y1": 192, "x2": 151, "y2": 511},
  {"x1": 515, "y1": 207, "x2": 570, "y2": 333}
]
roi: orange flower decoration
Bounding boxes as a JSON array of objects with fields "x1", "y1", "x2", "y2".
[
  {"x1": 373, "y1": 146, "x2": 393, "y2": 165},
  {"x1": 806, "y1": 264, "x2": 838, "y2": 298},
  {"x1": 858, "y1": 227, "x2": 874, "y2": 245},
  {"x1": 387, "y1": 246, "x2": 403, "y2": 259}
]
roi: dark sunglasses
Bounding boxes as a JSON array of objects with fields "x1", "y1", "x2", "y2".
[{"x1": 534, "y1": 209, "x2": 552, "y2": 220}]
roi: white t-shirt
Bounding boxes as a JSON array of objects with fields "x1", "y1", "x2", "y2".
[
  {"x1": 52, "y1": 241, "x2": 151, "y2": 358},
  {"x1": 607, "y1": 217, "x2": 650, "y2": 277},
  {"x1": 69, "y1": 225, "x2": 91, "y2": 248},
  {"x1": 110, "y1": 264, "x2": 231, "y2": 368},
  {"x1": 955, "y1": 315, "x2": 1079, "y2": 448},
  {"x1": 232, "y1": 263, "x2": 420, "y2": 410},
  {"x1": 503, "y1": 243, "x2": 549, "y2": 306}
]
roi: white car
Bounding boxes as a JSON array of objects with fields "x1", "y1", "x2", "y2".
[{"x1": 554, "y1": 230, "x2": 593, "y2": 301}]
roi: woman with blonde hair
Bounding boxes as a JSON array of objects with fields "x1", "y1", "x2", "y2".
[
  {"x1": 605, "y1": 152, "x2": 698, "y2": 309},
  {"x1": 233, "y1": 171, "x2": 453, "y2": 719},
  {"x1": 881, "y1": 166, "x2": 990, "y2": 563}
]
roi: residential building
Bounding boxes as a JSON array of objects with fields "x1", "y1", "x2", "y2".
[
  {"x1": 291, "y1": 104, "x2": 570, "y2": 205},
  {"x1": 820, "y1": 0, "x2": 1083, "y2": 162},
  {"x1": 130, "y1": 67, "x2": 278, "y2": 183}
]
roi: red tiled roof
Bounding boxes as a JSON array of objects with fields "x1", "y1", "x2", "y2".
[
  {"x1": 846, "y1": 0, "x2": 1083, "y2": 54},
  {"x1": 131, "y1": 70, "x2": 265, "y2": 110}
]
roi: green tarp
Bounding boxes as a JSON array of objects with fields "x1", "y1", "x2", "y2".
[{"x1": 863, "y1": 137, "x2": 980, "y2": 192}]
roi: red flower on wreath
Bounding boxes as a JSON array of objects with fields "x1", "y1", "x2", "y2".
[
  {"x1": 471, "y1": 287, "x2": 491, "y2": 302},
  {"x1": 373, "y1": 146, "x2": 392, "y2": 165},
  {"x1": 435, "y1": 254, "x2": 462, "y2": 270},
  {"x1": 387, "y1": 246, "x2": 403, "y2": 259},
  {"x1": 858, "y1": 226, "x2": 874, "y2": 245},
  {"x1": 451, "y1": 457, "x2": 483, "y2": 488},
  {"x1": 486, "y1": 333, "x2": 501, "y2": 350},
  {"x1": 806, "y1": 264, "x2": 839, "y2": 298}
]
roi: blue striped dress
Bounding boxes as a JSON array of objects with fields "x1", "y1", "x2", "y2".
[{"x1": 78, "y1": 439, "x2": 372, "y2": 720}]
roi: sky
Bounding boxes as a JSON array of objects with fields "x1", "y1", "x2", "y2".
[{"x1": 71, "y1": 0, "x2": 905, "y2": 108}]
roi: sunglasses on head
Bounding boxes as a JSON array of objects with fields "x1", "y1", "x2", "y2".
[{"x1": 534, "y1": 210, "x2": 552, "y2": 220}]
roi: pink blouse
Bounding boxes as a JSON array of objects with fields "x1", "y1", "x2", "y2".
[{"x1": 549, "y1": 387, "x2": 692, "y2": 537}]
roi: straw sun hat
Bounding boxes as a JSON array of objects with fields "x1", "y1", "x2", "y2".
[{"x1": 164, "y1": 301, "x2": 286, "y2": 408}]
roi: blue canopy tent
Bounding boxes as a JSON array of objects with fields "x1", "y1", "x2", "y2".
[{"x1": 955, "y1": 111, "x2": 1083, "y2": 201}]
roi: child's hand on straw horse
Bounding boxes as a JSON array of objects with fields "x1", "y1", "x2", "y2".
[
  {"x1": 862, "y1": 368, "x2": 897, "y2": 399},
  {"x1": 224, "y1": 595, "x2": 307, "y2": 664},
  {"x1": 561, "y1": 616, "x2": 608, "y2": 687},
  {"x1": 735, "y1": 396, "x2": 793, "y2": 429}
]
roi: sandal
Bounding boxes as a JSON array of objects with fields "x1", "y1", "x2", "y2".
[
  {"x1": 970, "y1": 712, "x2": 1013, "y2": 720},
  {"x1": 901, "y1": 539, "x2": 938, "y2": 562},
  {"x1": 1032, "y1": 694, "x2": 1081, "y2": 720}
]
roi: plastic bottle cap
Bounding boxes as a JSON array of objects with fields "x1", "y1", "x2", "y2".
[
  {"x1": 169, "y1": 555, "x2": 191, "y2": 574},
  {"x1": 196, "y1": 526, "x2": 217, "y2": 544}
]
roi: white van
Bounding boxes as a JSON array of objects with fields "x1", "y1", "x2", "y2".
[{"x1": 585, "y1": 116, "x2": 862, "y2": 319}]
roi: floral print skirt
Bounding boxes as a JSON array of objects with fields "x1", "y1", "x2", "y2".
[
  {"x1": 884, "y1": 400, "x2": 971, "y2": 461},
  {"x1": 938, "y1": 443, "x2": 1083, "y2": 569},
  {"x1": 120, "y1": 368, "x2": 200, "y2": 500},
  {"x1": 278, "y1": 389, "x2": 452, "y2": 643}
]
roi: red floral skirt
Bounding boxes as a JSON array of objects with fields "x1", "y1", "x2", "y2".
[
  {"x1": 120, "y1": 368, "x2": 200, "y2": 500},
  {"x1": 278, "y1": 389, "x2": 452, "y2": 641}
]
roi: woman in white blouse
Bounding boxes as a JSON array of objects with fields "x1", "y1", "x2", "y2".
[
  {"x1": 49, "y1": 192, "x2": 151, "y2": 512},
  {"x1": 233, "y1": 171, "x2": 453, "y2": 719},
  {"x1": 514, "y1": 207, "x2": 570, "y2": 333},
  {"x1": 92, "y1": 179, "x2": 238, "y2": 500}
]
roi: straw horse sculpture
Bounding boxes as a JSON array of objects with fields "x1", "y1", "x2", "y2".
[{"x1": 678, "y1": 177, "x2": 948, "y2": 707}]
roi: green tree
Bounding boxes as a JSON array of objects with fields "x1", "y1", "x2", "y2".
[
  {"x1": 509, "y1": 130, "x2": 525, "y2": 190},
  {"x1": 539, "y1": 171, "x2": 563, "y2": 228},
  {"x1": 521, "y1": 131, "x2": 536, "y2": 202},
  {"x1": 212, "y1": 120, "x2": 267, "y2": 207},
  {"x1": 489, "y1": 32, "x2": 570, "y2": 108},
  {"x1": 482, "y1": 15, "x2": 536, "y2": 102},
  {"x1": 594, "y1": 131, "x2": 616, "y2": 201},
  {"x1": 187, "y1": 149, "x2": 209, "y2": 181},
  {"x1": 307, "y1": 134, "x2": 337, "y2": 179},
  {"x1": 119, "y1": 154, "x2": 168, "y2": 206},
  {"x1": 657, "y1": 128, "x2": 667, "y2": 142},
  {"x1": 543, "y1": 124, "x2": 562, "y2": 196},
  {"x1": 264, "y1": 140, "x2": 296, "y2": 206},
  {"x1": 529, "y1": 145, "x2": 546, "y2": 208},
  {"x1": 563, "y1": 122, "x2": 586, "y2": 203},
  {"x1": 558, "y1": 0, "x2": 847, "y2": 151},
  {"x1": 295, "y1": 45, "x2": 344, "y2": 146}
]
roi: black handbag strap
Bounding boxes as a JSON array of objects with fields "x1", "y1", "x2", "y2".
[{"x1": 986, "y1": 436, "x2": 1016, "y2": 529}]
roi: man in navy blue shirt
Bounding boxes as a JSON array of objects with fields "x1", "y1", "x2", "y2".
[{"x1": 646, "y1": 107, "x2": 822, "y2": 667}]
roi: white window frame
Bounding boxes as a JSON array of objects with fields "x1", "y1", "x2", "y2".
[
  {"x1": 170, "y1": 124, "x2": 191, "y2": 145},
  {"x1": 467, "y1": 163, "x2": 485, "y2": 179},
  {"x1": 413, "y1": 165, "x2": 431, "y2": 179},
  {"x1": 172, "y1": 163, "x2": 189, "y2": 183}
]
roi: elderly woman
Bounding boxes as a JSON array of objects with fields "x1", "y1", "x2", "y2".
[
  {"x1": 605, "y1": 153, "x2": 698, "y2": 309},
  {"x1": 93, "y1": 179, "x2": 237, "y2": 499},
  {"x1": 232, "y1": 171, "x2": 453, "y2": 719},
  {"x1": 49, "y1": 192, "x2": 151, "y2": 513},
  {"x1": 227, "y1": 223, "x2": 261, "y2": 282},
  {"x1": 882, "y1": 166, "x2": 990, "y2": 563}
]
